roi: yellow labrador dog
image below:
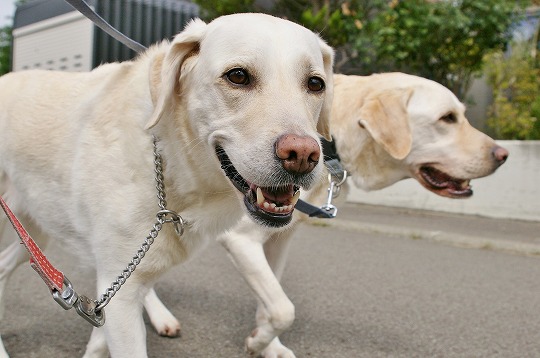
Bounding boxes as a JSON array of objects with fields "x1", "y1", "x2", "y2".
[
  {"x1": 144, "y1": 73, "x2": 508, "y2": 358},
  {"x1": 0, "y1": 14, "x2": 334, "y2": 358}
]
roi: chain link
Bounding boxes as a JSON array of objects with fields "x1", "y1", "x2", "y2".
[
  {"x1": 153, "y1": 140, "x2": 167, "y2": 211},
  {"x1": 94, "y1": 136, "x2": 183, "y2": 311}
]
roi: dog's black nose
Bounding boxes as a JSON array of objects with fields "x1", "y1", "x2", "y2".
[{"x1": 275, "y1": 134, "x2": 320, "y2": 175}]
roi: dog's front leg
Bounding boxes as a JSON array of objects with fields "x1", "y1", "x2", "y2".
[
  {"x1": 83, "y1": 271, "x2": 149, "y2": 358},
  {"x1": 144, "y1": 286, "x2": 181, "y2": 337},
  {"x1": 83, "y1": 327, "x2": 108, "y2": 358},
  {"x1": 218, "y1": 218, "x2": 295, "y2": 357},
  {"x1": 254, "y1": 229, "x2": 297, "y2": 358}
]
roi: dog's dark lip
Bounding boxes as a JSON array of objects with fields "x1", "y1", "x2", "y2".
[
  {"x1": 215, "y1": 146, "x2": 297, "y2": 227},
  {"x1": 418, "y1": 165, "x2": 473, "y2": 198},
  {"x1": 216, "y1": 146, "x2": 250, "y2": 194}
]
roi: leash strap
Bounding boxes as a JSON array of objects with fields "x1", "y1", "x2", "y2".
[
  {"x1": 321, "y1": 136, "x2": 341, "y2": 162},
  {"x1": 0, "y1": 194, "x2": 105, "y2": 326},
  {"x1": 64, "y1": 0, "x2": 147, "y2": 53},
  {"x1": 0, "y1": 195, "x2": 64, "y2": 292},
  {"x1": 295, "y1": 199, "x2": 335, "y2": 218}
]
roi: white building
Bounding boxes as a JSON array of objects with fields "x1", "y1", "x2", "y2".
[{"x1": 12, "y1": 0, "x2": 198, "y2": 72}]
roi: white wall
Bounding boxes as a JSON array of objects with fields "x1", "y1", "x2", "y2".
[
  {"x1": 347, "y1": 141, "x2": 540, "y2": 222},
  {"x1": 12, "y1": 11, "x2": 94, "y2": 72}
]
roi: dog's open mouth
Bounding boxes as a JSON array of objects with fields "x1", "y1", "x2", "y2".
[
  {"x1": 418, "y1": 166, "x2": 472, "y2": 198},
  {"x1": 216, "y1": 146, "x2": 300, "y2": 227}
]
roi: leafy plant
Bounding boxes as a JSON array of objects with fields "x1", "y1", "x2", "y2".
[
  {"x1": 484, "y1": 42, "x2": 540, "y2": 140},
  {"x1": 297, "y1": 1, "x2": 386, "y2": 73},
  {"x1": 193, "y1": 0, "x2": 521, "y2": 97},
  {"x1": 370, "y1": 0, "x2": 519, "y2": 98},
  {"x1": 0, "y1": 1, "x2": 30, "y2": 75},
  {"x1": 0, "y1": 26, "x2": 11, "y2": 76},
  {"x1": 192, "y1": 0, "x2": 256, "y2": 21}
]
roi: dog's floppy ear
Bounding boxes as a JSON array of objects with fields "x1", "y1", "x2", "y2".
[
  {"x1": 358, "y1": 88, "x2": 413, "y2": 160},
  {"x1": 317, "y1": 39, "x2": 334, "y2": 141},
  {"x1": 146, "y1": 19, "x2": 207, "y2": 130}
]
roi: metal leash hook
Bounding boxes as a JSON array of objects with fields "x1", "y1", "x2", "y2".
[
  {"x1": 319, "y1": 170, "x2": 348, "y2": 218},
  {"x1": 52, "y1": 277, "x2": 105, "y2": 327},
  {"x1": 320, "y1": 181, "x2": 338, "y2": 217},
  {"x1": 74, "y1": 295, "x2": 105, "y2": 327},
  {"x1": 52, "y1": 277, "x2": 77, "y2": 310}
]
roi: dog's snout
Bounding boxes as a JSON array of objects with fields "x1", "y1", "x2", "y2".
[
  {"x1": 275, "y1": 134, "x2": 320, "y2": 175},
  {"x1": 492, "y1": 145, "x2": 509, "y2": 166}
]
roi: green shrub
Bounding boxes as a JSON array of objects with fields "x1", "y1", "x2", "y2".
[{"x1": 485, "y1": 42, "x2": 540, "y2": 140}]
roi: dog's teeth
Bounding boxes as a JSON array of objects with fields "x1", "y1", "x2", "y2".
[
  {"x1": 256, "y1": 187, "x2": 264, "y2": 205},
  {"x1": 290, "y1": 190, "x2": 301, "y2": 207},
  {"x1": 263, "y1": 202, "x2": 270, "y2": 209}
]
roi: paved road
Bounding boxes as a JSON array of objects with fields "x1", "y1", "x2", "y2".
[{"x1": 1, "y1": 203, "x2": 539, "y2": 357}]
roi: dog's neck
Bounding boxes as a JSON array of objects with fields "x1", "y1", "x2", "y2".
[{"x1": 331, "y1": 127, "x2": 409, "y2": 192}]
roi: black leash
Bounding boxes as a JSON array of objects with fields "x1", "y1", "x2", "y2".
[
  {"x1": 321, "y1": 135, "x2": 341, "y2": 162},
  {"x1": 295, "y1": 199, "x2": 335, "y2": 218}
]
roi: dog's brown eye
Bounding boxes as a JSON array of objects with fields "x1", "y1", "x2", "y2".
[
  {"x1": 307, "y1": 77, "x2": 325, "y2": 92},
  {"x1": 226, "y1": 68, "x2": 250, "y2": 85},
  {"x1": 440, "y1": 113, "x2": 457, "y2": 124}
]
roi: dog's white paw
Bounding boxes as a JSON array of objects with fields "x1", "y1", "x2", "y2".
[
  {"x1": 245, "y1": 329, "x2": 267, "y2": 357},
  {"x1": 259, "y1": 338, "x2": 296, "y2": 358},
  {"x1": 151, "y1": 315, "x2": 181, "y2": 338},
  {"x1": 0, "y1": 339, "x2": 9, "y2": 358},
  {"x1": 246, "y1": 333, "x2": 295, "y2": 358},
  {"x1": 144, "y1": 288, "x2": 181, "y2": 337}
]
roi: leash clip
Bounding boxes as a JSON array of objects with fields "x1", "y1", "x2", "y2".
[
  {"x1": 75, "y1": 295, "x2": 106, "y2": 327},
  {"x1": 52, "y1": 276, "x2": 78, "y2": 310},
  {"x1": 52, "y1": 276, "x2": 106, "y2": 327},
  {"x1": 320, "y1": 181, "x2": 339, "y2": 218},
  {"x1": 319, "y1": 169, "x2": 348, "y2": 218}
]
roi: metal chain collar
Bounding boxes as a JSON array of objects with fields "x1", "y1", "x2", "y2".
[
  {"x1": 94, "y1": 136, "x2": 185, "y2": 311},
  {"x1": 52, "y1": 136, "x2": 185, "y2": 326}
]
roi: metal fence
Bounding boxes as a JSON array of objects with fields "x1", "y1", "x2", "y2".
[{"x1": 92, "y1": 0, "x2": 199, "y2": 65}]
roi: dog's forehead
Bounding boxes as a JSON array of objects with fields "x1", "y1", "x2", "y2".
[
  {"x1": 404, "y1": 77, "x2": 465, "y2": 115},
  {"x1": 201, "y1": 14, "x2": 324, "y2": 64},
  {"x1": 207, "y1": 13, "x2": 315, "y2": 38},
  {"x1": 426, "y1": 87, "x2": 464, "y2": 114}
]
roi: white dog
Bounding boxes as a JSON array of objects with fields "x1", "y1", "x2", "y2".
[
  {"x1": 0, "y1": 14, "x2": 334, "y2": 358},
  {"x1": 144, "y1": 73, "x2": 508, "y2": 357}
]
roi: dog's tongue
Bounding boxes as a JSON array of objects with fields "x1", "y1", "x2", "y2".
[
  {"x1": 261, "y1": 185, "x2": 295, "y2": 203},
  {"x1": 422, "y1": 167, "x2": 462, "y2": 188}
]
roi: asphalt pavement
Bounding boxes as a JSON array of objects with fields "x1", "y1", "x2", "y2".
[
  {"x1": 1, "y1": 202, "x2": 539, "y2": 357},
  {"x1": 320, "y1": 202, "x2": 540, "y2": 257}
]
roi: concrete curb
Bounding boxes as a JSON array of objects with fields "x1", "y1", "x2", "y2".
[{"x1": 310, "y1": 218, "x2": 540, "y2": 257}]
